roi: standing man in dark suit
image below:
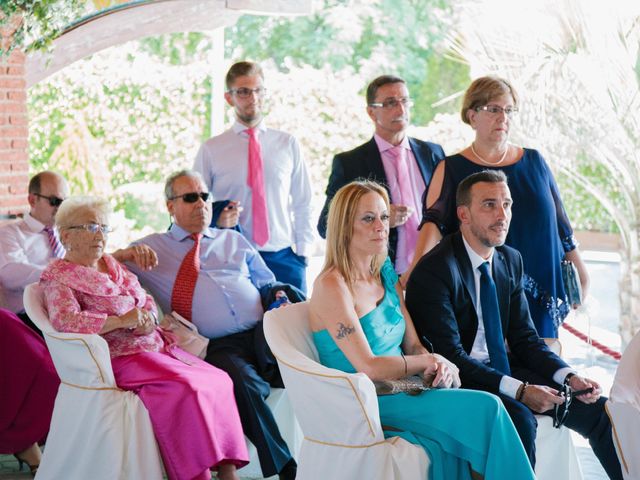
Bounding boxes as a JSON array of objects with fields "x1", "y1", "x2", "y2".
[
  {"x1": 317, "y1": 75, "x2": 445, "y2": 275},
  {"x1": 405, "y1": 170, "x2": 622, "y2": 479}
]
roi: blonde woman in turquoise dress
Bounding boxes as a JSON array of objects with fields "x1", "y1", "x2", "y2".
[{"x1": 309, "y1": 180, "x2": 534, "y2": 480}]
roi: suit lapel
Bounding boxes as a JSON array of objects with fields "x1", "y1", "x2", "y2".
[
  {"x1": 364, "y1": 137, "x2": 388, "y2": 189},
  {"x1": 452, "y1": 233, "x2": 478, "y2": 312},
  {"x1": 408, "y1": 137, "x2": 429, "y2": 183},
  {"x1": 492, "y1": 250, "x2": 511, "y2": 333}
]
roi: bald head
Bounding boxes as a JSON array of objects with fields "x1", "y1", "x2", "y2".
[{"x1": 28, "y1": 171, "x2": 69, "y2": 226}]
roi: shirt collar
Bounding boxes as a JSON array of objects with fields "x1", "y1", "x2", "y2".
[
  {"x1": 233, "y1": 120, "x2": 267, "y2": 135},
  {"x1": 373, "y1": 133, "x2": 410, "y2": 154},
  {"x1": 24, "y1": 213, "x2": 47, "y2": 233},
  {"x1": 461, "y1": 233, "x2": 494, "y2": 272},
  {"x1": 168, "y1": 223, "x2": 217, "y2": 242}
]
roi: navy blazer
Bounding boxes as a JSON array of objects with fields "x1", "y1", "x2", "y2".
[
  {"x1": 405, "y1": 232, "x2": 568, "y2": 394},
  {"x1": 317, "y1": 137, "x2": 445, "y2": 265}
]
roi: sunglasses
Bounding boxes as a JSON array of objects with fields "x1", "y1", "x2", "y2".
[
  {"x1": 168, "y1": 192, "x2": 211, "y2": 203},
  {"x1": 34, "y1": 193, "x2": 64, "y2": 207},
  {"x1": 553, "y1": 384, "x2": 594, "y2": 428}
]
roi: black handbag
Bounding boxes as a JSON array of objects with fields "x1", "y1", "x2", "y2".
[{"x1": 561, "y1": 259, "x2": 581, "y2": 306}]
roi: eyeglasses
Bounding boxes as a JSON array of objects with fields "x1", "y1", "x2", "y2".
[
  {"x1": 554, "y1": 383, "x2": 596, "y2": 428},
  {"x1": 168, "y1": 192, "x2": 211, "y2": 203},
  {"x1": 553, "y1": 383, "x2": 573, "y2": 428},
  {"x1": 34, "y1": 193, "x2": 64, "y2": 207},
  {"x1": 475, "y1": 105, "x2": 519, "y2": 117},
  {"x1": 67, "y1": 223, "x2": 113, "y2": 235},
  {"x1": 369, "y1": 97, "x2": 414, "y2": 110},
  {"x1": 228, "y1": 87, "x2": 267, "y2": 99}
]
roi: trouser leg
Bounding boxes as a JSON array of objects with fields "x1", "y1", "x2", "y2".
[
  {"x1": 260, "y1": 247, "x2": 307, "y2": 294},
  {"x1": 206, "y1": 334, "x2": 293, "y2": 477}
]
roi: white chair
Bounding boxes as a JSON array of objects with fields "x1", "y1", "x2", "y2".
[
  {"x1": 23, "y1": 283, "x2": 164, "y2": 480},
  {"x1": 534, "y1": 339, "x2": 583, "y2": 480},
  {"x1": 263, "y1": 302, "x2": 430, "y2": 480},
  {"x1": 606, "y1": 330, "x2": 640, "y2": 480}
]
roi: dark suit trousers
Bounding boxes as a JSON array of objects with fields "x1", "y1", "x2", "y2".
[
  {"x1": 204, "y1": 322, "x2": 292, "y2": 478},
  {"x1": 492, "y1": 366, "x2": 623, "y2": 480}
]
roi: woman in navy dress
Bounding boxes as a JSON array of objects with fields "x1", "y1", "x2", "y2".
[{"x1": 406, "y1": 76, "x2": 589, "y2": 337}]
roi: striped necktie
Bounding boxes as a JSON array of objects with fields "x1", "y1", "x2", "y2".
[{"x1": 43, "y1": 226, "x2": 65, "y2": 258}]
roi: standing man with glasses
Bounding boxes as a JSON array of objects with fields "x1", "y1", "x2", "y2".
[
  {"x1": 317, "y1": 75, "x2": 445, "y2": 276},
  {"x1": 405, "y1": 170, "x2": 622, "y2": 479},
  {"x1": 194, "y1": 61, "x2": 314, "y2": 293}
]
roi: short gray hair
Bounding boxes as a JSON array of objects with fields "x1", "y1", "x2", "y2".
[
  {"x1": 55, "y1": 196, "x2": 111, "y2": 229},
  {"x1": 164, "y1": 170, "x2": 207, "y2": 201}
]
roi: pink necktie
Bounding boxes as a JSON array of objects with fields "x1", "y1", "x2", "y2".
[
  {"x1": 389, "y1": 146, "x2": 419, "y2": 266},
  {"x1": 43, "y1": 226, "x2": 65, "y2": 258},
  {"x1": 171, "y1": 233, "x2": 202, "y2": 321},
  {"x1": 246, "y1": 127, "x2": 270, "y2": 246}
]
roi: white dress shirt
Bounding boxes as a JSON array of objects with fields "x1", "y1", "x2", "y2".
[
  {"x1": 0, "y1": 214, "x2": 57, "y2": 312},
  {"x1": 461, "y1": 235, "x2": 574, "y2": 398},
  {"x1": 194, "y1": 121, "x2": 315, "y2": 256}
]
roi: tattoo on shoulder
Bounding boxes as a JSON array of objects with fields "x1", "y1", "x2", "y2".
[{"x1": 336, "y1": 322, "x2": 355, "y2": 339}]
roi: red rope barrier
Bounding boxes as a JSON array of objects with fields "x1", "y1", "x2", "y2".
[{"x1": 561, "y1": 322, "x2": 621, "y2": 361}]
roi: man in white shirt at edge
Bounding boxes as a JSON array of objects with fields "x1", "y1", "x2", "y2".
[
  {"x1": 194, "y1": 61, "x2": 314, "y2": 293},
  {"x1": 0, "y1": 171, "x2": 157, "y2": 332}
]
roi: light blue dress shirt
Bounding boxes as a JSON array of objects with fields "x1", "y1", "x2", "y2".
[{"x1": 128, "y1": 225, "x2": 275, "y2": 339}]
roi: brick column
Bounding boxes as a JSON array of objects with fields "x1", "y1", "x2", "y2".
[{"x1": 0, "y1": 17, "x2": 29, "y2": 219}]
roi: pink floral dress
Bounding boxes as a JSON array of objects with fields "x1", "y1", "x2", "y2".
[
  {"x1": 39, "y1": 255, "x2": 249, "y2": 480},
  {"x1": 40, "y1": 254, "x2": 163, "y2": 357}
]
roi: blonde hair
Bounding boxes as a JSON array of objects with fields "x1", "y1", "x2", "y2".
[
  {"x1": 55, "y1": 196, "x2": 111, "y2": 230},
  {"x1": 323, "y1": 180, "x2": 390, "y2": 288},
  {"x1": 461, "y1": 76, "x2": 519, "y2": 125}
]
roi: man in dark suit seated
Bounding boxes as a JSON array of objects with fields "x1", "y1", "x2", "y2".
[
  {"x1": 405, "y1": 170, "x2": 622, "y2": 479},
  {"x1": 317, "y1": 75, "x2": 445, "y2": 275}
]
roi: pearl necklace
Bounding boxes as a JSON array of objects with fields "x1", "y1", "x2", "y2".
[{"x1": 471, "y1": 142, "x2": 509, "y2": 166}]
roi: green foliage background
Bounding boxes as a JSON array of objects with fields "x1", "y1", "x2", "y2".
[{"x1": 24, "y1": 0, "x2": 618, "y2": 243}]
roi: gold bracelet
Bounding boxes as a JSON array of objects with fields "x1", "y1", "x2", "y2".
[{"x1": 400, "y1": 352, "x2": 408, "y2": 376}]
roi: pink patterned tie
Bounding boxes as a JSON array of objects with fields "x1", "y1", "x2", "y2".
[
  {"x1": 43, "y1": 226, "x2": 65, "y2": 258},
  {"x1": 389, "y1": 146, "x2": 419, "y2": 267},
  {"x1": 171, "y1": 233, "x2": 202, "y2": 321},
  {"x1": 246, "y1": 127, "x2": 269, "y2": 246}
]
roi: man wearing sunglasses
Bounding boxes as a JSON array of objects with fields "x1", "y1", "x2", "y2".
[
  {"x1": 0, "y1": 171, "x2": 68, "y2": 329},
  {"x1": 127, "y1": 170, "x2": 302, "y2": 480},
  {"x1": 194, "y1": 61, "x2": 314, "y2": 294},
  {"x1": 318, "y1": 75, "x2": 445, "y2": 277}
]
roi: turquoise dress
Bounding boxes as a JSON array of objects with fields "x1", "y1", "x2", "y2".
[{"x1": 312, "y1": 258, "x2": 535, "y2": 480}]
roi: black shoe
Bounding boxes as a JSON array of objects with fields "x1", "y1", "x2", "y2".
[{"x1": 278, "y1": 459, "x2": 297, "y2": 480}]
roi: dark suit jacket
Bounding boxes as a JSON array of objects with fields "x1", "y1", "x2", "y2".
[
  {"x1": 317, "y1": 137, "x2": 445, "y2": 264},
  {"x1": 405, "y1": 232, "x2": 568, "y2": 394}
]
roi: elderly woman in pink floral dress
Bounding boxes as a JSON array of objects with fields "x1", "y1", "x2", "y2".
[{"x1": 39, "y1": 196, "x2": 248, "y2": 480}]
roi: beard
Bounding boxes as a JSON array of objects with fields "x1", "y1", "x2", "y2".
[{"x1": 469, "y1": 221, "x2": 508, "y2": 248}]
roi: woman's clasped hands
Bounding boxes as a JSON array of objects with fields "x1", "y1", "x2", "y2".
[
  {"x1": 422, "y1": 353, "x2": 461, "y2": 389},
  {"x1": 121, "y1": 307, "x2": 156, "y2": 335}
]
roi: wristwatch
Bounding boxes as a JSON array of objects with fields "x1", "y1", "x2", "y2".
[{"x1": 564, "y1": 372, "x2": 576, "y2": 385}]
